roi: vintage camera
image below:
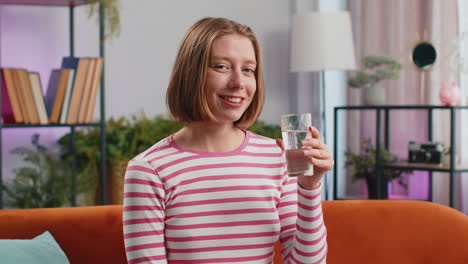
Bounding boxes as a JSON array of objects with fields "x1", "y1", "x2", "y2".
[{"x1": 408, "y1": 141, "x2": 443, "y2": 164}]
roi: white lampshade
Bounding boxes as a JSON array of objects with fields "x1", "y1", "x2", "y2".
[{"x1": 290, "y1": 12, "x2": 356, "y2": 72}]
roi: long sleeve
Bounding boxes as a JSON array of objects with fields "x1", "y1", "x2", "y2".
[
  {"x1": 123, "y1": 158, "x2": 167, "y2": 264},
  {"x1": 277, "y1": 177, "x2": 327, "y2": 264}
]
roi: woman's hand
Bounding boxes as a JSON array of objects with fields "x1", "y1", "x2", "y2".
[{"x1": 276, "y1": 126, "x2": 334, "y2": 190}]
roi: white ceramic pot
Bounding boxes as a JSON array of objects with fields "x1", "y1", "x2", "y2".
[{"x1": 364, "y1": 86, "x2": 386, "y2": 105}]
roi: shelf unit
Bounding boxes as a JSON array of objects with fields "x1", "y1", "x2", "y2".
[
  {"x1": 0, "y1": 0, "x2": 107, "y2": 208},
  {"x1": 333, "y1": 105, "x2": 468, "y2": 208}
]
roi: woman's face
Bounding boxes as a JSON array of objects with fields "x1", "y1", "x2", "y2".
[{"x1": 205, "y1": 33, "x2": 257, "y2": 125}]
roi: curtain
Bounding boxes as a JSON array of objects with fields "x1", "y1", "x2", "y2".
[
  {"x1": 457, "y1": 0, "x2": 468, "y2": 213},
  {"x1": 346, "y1": 0, "x2": 464, "y2": 211}
]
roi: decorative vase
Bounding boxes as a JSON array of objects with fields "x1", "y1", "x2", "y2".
[
  {"x1": 442, "y1": 153, "x2": 458, "y2": 167},
  {"x1": 95, "y1": 161, "x2": 127, "y2": 205},
  {"x1": 366, "y1": 177, "x2": 389, "y2": 199},
  {"x1": 439, "y1": 82, "x2": 461, "y2": 106},
  {"x1": 364, "y1": 86, "x2": 386, "y2": 105}
]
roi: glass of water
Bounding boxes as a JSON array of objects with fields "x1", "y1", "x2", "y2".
[{"x1": 280, "y1": 113, "x2": 313, "y2": 177}]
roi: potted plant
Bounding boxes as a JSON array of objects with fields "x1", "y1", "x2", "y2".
[
  {"x1": 88, "y1": 0, "x2": 121, "y2": 39},
  {"x1": 248, "y1": 120, "x2": 281, "y2": 139},
  {"x1": 348, "y1": 54, "x2": 402, "y2": 105},
  {"x1": 58, "y1": 113, "x2": 282, "y2": 205},
  {"x1": 442, "y1": 146, "x2": 458, "y2": 167},
  {"x1": 58, "y1": 113, "x2": 184, "y2": 204},
  {"x1": 2, "y1": 134, "x2": 86, "y2": 208},
  {"x1": 344, "y1": 138, "x2": 411, "y2": 199}
]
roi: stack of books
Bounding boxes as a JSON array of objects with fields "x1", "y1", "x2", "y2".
[{"x1": 1, "y1": 57, "x2": 103, "y2": 125}]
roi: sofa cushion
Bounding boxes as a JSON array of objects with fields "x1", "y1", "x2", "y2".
[{"x1": 0, "y1": 231, "x2": 69, "y2": 264}]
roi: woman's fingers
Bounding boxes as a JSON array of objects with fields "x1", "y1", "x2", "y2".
[
  {"x1": 276, "y1": 138, "x2": 284, "y2": 150},
  {"x1": 310, "y1": 157, "x2": 335, "y2": 169},
  {"x1": 302, "y1": 138, "x2": 327, "y2": 150},
  {"x1": 301, "y1": 126, "x2": 327, "y2": 149},
  {"x1": 303, "y1": 148, "x2": 332, "y2": 160},
  {"x1": 277, "y1": 125, "x2": 335, "y2": 178},
  {"x1": 309, "y1": 126, "x2": 320, "y2": 139},
  {"x1": 279, "y1": 126, "x2": 332, "y2": 162}
]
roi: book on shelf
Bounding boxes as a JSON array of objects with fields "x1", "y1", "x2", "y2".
[
  {"x1": 11, "y1": 69, "x2": 31, "y2": 123},
  {"x1": 59, "y1": 69, "x2": 75, "y2": 124},
  {"x1": 1, "y1": 68, "x2": 23, "y2": 123},
  {"x1": 18, "y1": 69, "x2": 41, "y2": 124},
  {"x1": 12, "y1": 69, "x2": 33, "y2": 123},
  {"x1": 0, "y1": 70, "x2": 14, "y2": 123},
  {"x1": 47, "y1": 69, "x2": 71, "y2": 124},
  {"x1": 1, "y1": 56, "x2": 102, "y2": 125},
  {"x1": 45, "y1": 69, "x2": 62, "y2": 117},
  {"x1": 60, "y1": 57, "x2": 80, "y2": 124},
  {"x1": 28, "y1": 72, "x2": 48, "y2": 125},
  {"x1": 84, "y1": 57, "x2": 103, "y2": 123},
  {"x1": 62, "y1": 57, "x2": 91, "y2": 124},
  {"x1": 61, "y1": 56, "x2": 80, "y2": 70},
  {"x1": 78, "y1": 58, "x2": 96, "y2": 123}
]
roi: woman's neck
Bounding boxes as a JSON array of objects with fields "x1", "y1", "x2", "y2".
[{"x1": 173, "y1": 121, "x2": 245, "y2": 153}]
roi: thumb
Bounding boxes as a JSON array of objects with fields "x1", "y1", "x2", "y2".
[{"x1": 276, "y1": 138, "x2": 285, "y2": 150}]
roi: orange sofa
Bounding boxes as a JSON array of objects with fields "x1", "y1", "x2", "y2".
[{"x1": 0, "y1": 200, "x2": 467, "y2": 264}]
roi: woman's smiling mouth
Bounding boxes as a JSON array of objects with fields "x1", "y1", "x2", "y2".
[{"x1": 220, "y1": 95, "x2": 243, "y2": 104}]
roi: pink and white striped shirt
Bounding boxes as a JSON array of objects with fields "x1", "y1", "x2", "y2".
[{"x1": 123, "y1": 131, "x2": 327, "y2": 264}]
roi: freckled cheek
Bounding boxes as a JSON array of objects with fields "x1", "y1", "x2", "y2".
[
  {"x1": 205, "y1": 72, "x2": 227, "y2": 86},
  {"x1": 205, "y1": 79, "x2": 226, "y2": 96},
  {"x1": 247, "y1": 82, "x2": 257, "y2": 99}
]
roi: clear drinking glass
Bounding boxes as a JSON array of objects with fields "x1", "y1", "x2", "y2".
[{"x1": 280, "y1": 113, "x2": 313, "y2": 176}]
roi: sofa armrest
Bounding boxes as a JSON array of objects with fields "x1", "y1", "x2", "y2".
[
  {"x1": 0, "y1": 205, "x2": 126, "y2": 264},
  {"x1": 323, "y1": 200, "x2": 468, "y2": 264}
]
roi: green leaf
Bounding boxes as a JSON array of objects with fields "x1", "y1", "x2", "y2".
[
  {"x1": 344, "y1": 138, "x2": 412, "y2": 189},
  {"x1": 4, "y1": 134, "x2": 75, "y2": 208},
  {"x1": 348, "y1": 54, "x2": 402, "y2": 89},
  {"x1": 57, "y1": 113, "x2": 281, "y2": 191}
]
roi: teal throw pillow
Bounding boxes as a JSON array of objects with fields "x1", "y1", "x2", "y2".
[{"x1": 0, "y1": 231, "x2": 70, "y2": 264}]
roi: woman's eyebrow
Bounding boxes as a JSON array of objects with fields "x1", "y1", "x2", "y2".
[
  {"x1": 244, "y1": 59, "x2": 257, "y2": 66},
  {"x1": 211, "y1": 56, "x2": 257, "y2": 65},
  {"x1": 210, "y1": 55, "x2": 228, "y2": 61}
]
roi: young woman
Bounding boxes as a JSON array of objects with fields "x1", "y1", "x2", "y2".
[{"x1": 123, "y1": 17, "x2": 333, "y2": 264}]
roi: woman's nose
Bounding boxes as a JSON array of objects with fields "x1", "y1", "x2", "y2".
[{"x1": 229, "y1": 69, "x2": 245, "y2": 89}]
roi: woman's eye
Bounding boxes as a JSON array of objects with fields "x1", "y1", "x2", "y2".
[
  {"x1": 243, "y1": 68, "x2": 255, "y2": 73},
  {"x1": 213, "y1": 64, "x2": 227, "y2": 70}
]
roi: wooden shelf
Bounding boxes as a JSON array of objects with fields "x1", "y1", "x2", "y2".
[
  {"x1": 388, "y1": 194, "x2": 428, "y2": 201},
  {"x1": 0, "y1": 122, "x2": 101, "y2": 128},
  {"x1": 338, "y1": 194, "x2": 430, "y2": 201},
  {"x1": 0, "y1": 0, "x2": 89, "y2": 6},
  {"x1": 333, "y1": 105, "x2": 467, "y2": 208},
  {"x1": 0, "y1": 0, "x2": 106, "y2": 209},
  {"x1": 385, "y1": 162, "x2": 468, "y2": 172}
]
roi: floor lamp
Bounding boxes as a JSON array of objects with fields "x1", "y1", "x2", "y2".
[{"x1": 290, "y1": 12, "x2": 356, "y2": 200}]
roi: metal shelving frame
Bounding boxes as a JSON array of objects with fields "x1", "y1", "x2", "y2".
[
  {"x1": 333, "y1": 105, "x2": 468, "y2": 208},
  {"x1": 0, "y1": 0, "x2": 107, "y2": 208}
]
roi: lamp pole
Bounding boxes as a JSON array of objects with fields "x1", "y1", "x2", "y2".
[
  {"x1": 321, "y1": 71, "x2": 327, "y2": 145},
  {"x1": 290, "y1": 11, "x2": 356, "y2": 201},
  {"x1": 320, "y1": 70, "x2": 329, "y2": 200}
]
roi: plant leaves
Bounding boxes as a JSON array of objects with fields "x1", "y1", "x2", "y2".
[
  {"x1": 344, "y1": 138, "x2": 412, "y2": 189},
  {"x1": 4, "y1": 135, "x2": 74, "y2": 208}
]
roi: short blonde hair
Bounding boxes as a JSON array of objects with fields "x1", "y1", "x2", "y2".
[{"x1": 166, "y1": 17, "x2": 264, "y2": 129}]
